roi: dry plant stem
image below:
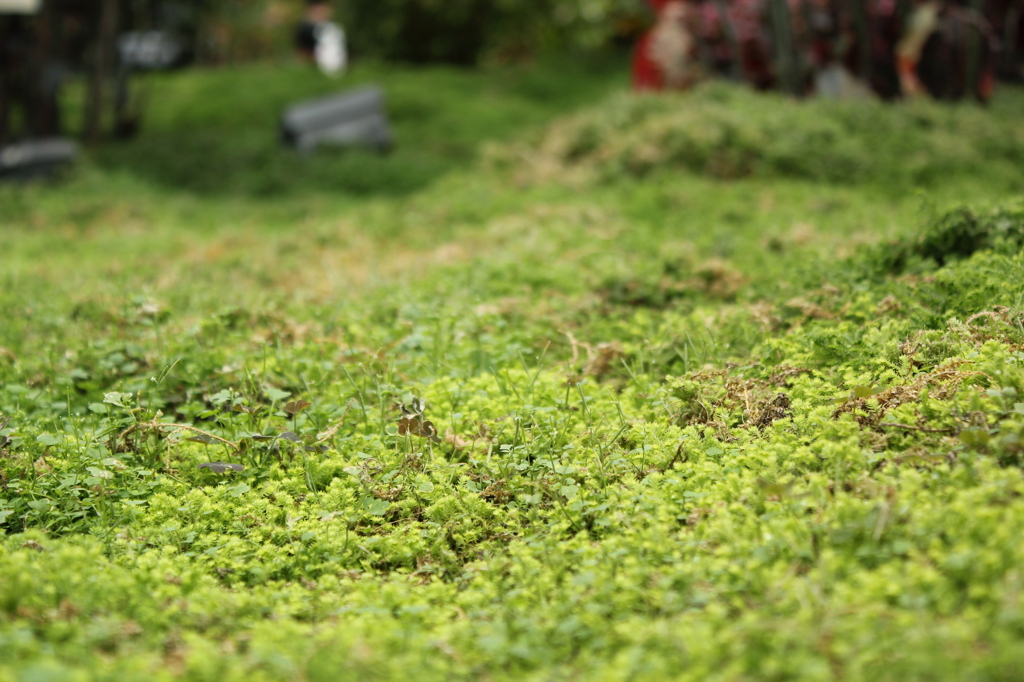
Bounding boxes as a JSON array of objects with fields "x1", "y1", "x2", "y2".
[
  {"x1": 878, "y1": 422, "x2": 957, "y2": 434},
  {"x1": 966, "y1": 307, "x2": 1011, "y2": 325},
  {"x1": 314, "y1": 401, "x2": 355, "y2": 445},
  {"x1": 562, "y1": 330, "x2": 582, "y2": 366},
  {"x1": 117, "y1": 422, "x2": 240, "y2": 449}
]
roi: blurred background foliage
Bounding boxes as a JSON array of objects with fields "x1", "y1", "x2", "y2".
[
  {"x1": 192, "y1": 0, "x2": 650, "y2": 65},
  {"x1": 337, "y1": 0, "x2": 649, "y2": 64}
]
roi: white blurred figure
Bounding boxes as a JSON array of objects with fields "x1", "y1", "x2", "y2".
[
  {"x1": 814, "y1": 64, "x2": 875, "y2": 100},
  {"x1": 314, "y1": 20, "x2": 346, "y2": 76},
  {"x1": 296, "y1": 0, "x2": 347, "y2": 77}
]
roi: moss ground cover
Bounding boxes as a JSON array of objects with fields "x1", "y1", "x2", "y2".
[{"x1": 2, "y1": 58, "x2": 1024, "y2": 680}]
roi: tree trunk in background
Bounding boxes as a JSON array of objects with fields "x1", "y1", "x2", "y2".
[
  {"x1": 0, "y1": 17, "x2": 10, "y2": 145},
  {"x1": 849, "y1": 0, "x2": 872, "y2": 82},
  {"x1": 713, "y1": 0, "x2": 742, "y2": 80},
  {"x1": 965, "y1": 0, "x2": 982, "y2": 97},
  {"x1": 30, "y1": 0, "x2": 59, "y2": 137},
  {"x1": 769, "y1": 0, "x2": 799, "y2": 94},
  {"x1": 84, "y1": 0, "x2": 118, "y2": 142},
  {"x1": 1003, "y1": 2, "x2": 1020, "y2": 78}
]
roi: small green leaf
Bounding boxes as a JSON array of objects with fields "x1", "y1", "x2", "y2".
[
  {"x1": 198, "y1": 462, "x2": 244, "y2": 473},
  {"x1": 229, "y1": 483, "x2": 250, "y2": 497},
  {"x1": 361, "y1": 498, "x2": 389, "y2": 516},
  {"x1": 103, "y1": 392, "x2": 132, "y2": 407},
  {"x1": 417, "y1": 481, "x2": 435, "y2": 494},
  {"x1": 853, "y1": 385, "x2": 879, "y2": 399},
  {"x1": 209, "y1": 390, "x2": 234, "y2": 405},
  {"x1": 265, "y1": 388, "x2": 291, "y2": 403},
  {"x1": 959, "y1": 429, "x2": 991, "y2": 449},
  {"x1": 756, "y1": 478, "x2": 793, "y2": 497},
  {"x1": 86, "y1": 467, "x2": 114, "y2": 480},
  {"x1": 36, "y1": 434, "x2": 59, "y2": 447}
]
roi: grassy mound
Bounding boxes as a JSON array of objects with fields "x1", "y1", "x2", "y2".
[
  {"x1": 490, "y1": 83, "x2": 1024, "y2": 190},
  {"x1": 2, "y1": 60, "x2": 1024, "y2": 680},
  {"x1": 866, "y1": 202, "x2": 1024, "y2": 274}
]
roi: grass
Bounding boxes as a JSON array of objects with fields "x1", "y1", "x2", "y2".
[
  {"x1": 65, "y1": 54, "x2": 627, "y2": 198},
  {"x1": 2, "y1": 55, "x2": 1024, "y2": 681}
]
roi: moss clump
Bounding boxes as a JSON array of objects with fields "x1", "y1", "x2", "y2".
[{"x1": 492, "y1": 83, "x2": 1024, "y2": 190}]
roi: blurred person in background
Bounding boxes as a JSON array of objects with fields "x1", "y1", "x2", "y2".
[
  {"x1": 633, "y1": 0, "x2": 704, "y2": 90},
  {"x1": 897, "y1": 0, "x2": 996, "y2": 101},
  {"x1": 295, "y1": 0, "x2": 346, "y2": 76}
]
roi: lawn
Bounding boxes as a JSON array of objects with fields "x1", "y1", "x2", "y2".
[{"x1": 2, "y1": 56, "x2": 1024, "y2": 681}]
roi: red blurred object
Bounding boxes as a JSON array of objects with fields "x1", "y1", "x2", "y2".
[
  {"x1": 633, "y1": 30, "x2": 664, "y2": 90},
  {"x1": 633, "y1": 0, "x2": 682, "y2": 91},
  {"x1": 633, "y1": 0, "x2": 1003, "y2": 100},
  {"x1": 633, "y1": 0, "x2": 770, "y2": 92},
  {"x1": 632, "y1": 0, "x2": 669, "y2": 91}
]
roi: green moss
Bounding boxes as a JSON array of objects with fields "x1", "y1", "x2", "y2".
[{"x1": 2, "y1": 59, "x2": 1024, "y2": 679}]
